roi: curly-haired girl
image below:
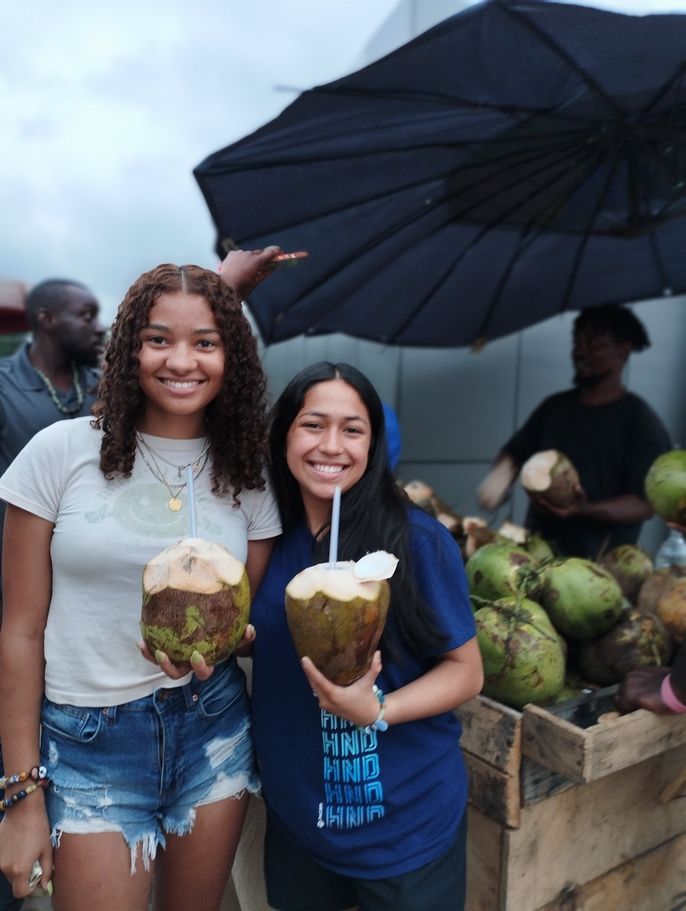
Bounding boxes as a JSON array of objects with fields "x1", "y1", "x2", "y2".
[{"x1": 0, "y1": 258, "x2": 281, "y2": 911}]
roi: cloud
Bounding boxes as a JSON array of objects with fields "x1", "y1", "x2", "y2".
[{"x1": 0, "y1": 0, "x2": 397, "y2": 320}]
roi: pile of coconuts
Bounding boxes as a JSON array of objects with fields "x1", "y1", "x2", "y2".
[
  {"x1": 463, "y1": 447, "x2": 680, "y2": 709},
  {"x1": 403, "y1": 449, "x2": 686, "y2": 710}
]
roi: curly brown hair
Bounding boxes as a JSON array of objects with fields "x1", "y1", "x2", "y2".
[{"x1": 92, "y1": 263, "x2": 269, "y2": 500}]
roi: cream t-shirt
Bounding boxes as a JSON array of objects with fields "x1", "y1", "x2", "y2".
[{"x1": 0, "y1": 417, "x2": 281, "y2": 706}]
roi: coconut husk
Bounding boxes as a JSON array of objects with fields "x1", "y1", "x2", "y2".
[{"x1": 520, "y1": 449, "x2": 580, "y2": 508}]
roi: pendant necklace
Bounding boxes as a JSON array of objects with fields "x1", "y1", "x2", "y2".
[
  {"x1": 33, "y1": 363, "x2": 84, "y2": 416},
  {"x1": 135, "y1": 435, "x2": 210, "y2": 511}
]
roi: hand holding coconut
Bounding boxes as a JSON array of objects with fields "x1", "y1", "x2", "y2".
[
  {"x1": 302, "y1": 650, "x2": 384, "y2": 728},
  {"x1": 520, "y1": 449, "x2": 586, "y2": 516}
]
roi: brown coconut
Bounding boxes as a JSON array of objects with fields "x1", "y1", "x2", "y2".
[
  {"x1": 141, "y1": 537, "x2": 250, "y2": 664},
  {"x1": 462, "y1": 516, "x2": 497, "y2": 558},
  {"x1": 578, "y1": 608, "x2": 672, "y2": 686},
  {"x1": 520, "y1": 450, "x2": 580, "y2": 508},
  {"x1": 285, "y1": 559, "x2": 393, "y2": 685},
  {"x1": 403, "y1": 480, "x2": 462, "y2": 534},
  {"x1": 600, "y1": 544, "x2": 654, "y2": 603},
  {"x1": 636, "y1": 567, "x2": 686, "y2": 615},
  {"x1": 656, "y1": 577, "x2": 686, "y2": 643}
]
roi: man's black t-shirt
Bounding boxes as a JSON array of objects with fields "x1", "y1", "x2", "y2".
[{"x1": 503, "y1": 390, "x2": 672, "y2": 559}]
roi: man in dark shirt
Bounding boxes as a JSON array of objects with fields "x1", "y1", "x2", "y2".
[
  {"x1": 477, "y1": 305, "x2": 672, "y2": 559},
  {"x1": 0, "y1": 279, "x2": 104, "y2": 910}
]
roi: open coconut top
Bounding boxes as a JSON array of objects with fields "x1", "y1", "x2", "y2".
[
  {"x1": 286, "y1": 551, "x2": 398, "y2": 601},
  {"x1": 143, "y1": 537, "x2": 246, "y2": 594},
  {"x1": 520, "y1": 450, "x2": 564, "y2": 491}
]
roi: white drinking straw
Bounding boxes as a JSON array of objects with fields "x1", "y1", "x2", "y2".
[
  {"x1": 185, "y1": 466, "x2": 198, "y2": 538},
  {"x1": 328, "y1": 485, "x2": 341, "y2": 568}
]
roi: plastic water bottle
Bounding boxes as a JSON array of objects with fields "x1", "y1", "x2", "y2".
[{"x1": 654, "y1": 527, "x2": 686, "y2": 569}]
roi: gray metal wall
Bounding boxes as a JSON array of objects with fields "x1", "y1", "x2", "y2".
[{"x1": 255, "y1": 0, "x2": 686, "y2": 559}]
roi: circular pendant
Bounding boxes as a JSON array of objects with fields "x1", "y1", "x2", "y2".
[{"x1": 168, "y1": 497, "x2": 183, "y2": 512}]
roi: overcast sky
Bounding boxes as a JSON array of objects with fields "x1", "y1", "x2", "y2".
[
  {"x1": 3, "y1": 0, "x2": 685, "y2": 323},
  {"x1": 1, "y1": 0, "x2": 400, "y2": 320}
]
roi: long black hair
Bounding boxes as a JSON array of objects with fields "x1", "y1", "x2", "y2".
[{"x1": 269, "y1": 361, "x2": 448, "y2": 658}]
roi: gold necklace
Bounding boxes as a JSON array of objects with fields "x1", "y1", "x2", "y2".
[
  {"x1": 33, "y1": 363, "x2": 84, "y2": 415},
  {"x1": 135, "y1": 432, "x2": 211, "y2": 480},
  {"x1": 135, "y1": 438, "x2": 210, "y2": 511}
]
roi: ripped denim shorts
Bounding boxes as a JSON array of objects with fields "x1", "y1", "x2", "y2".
[{"x1": 40, "y1": 658, "x2": 259, "y2": 871}]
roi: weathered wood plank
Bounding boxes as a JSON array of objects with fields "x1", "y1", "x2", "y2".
[
  {"x1": 520, "y1": 756, "x2": 575, "y2": 805},
  {"x1": 465, "y1": 806, "x2": 506, "y2": 911},
  {"x1": 537, "y1": 833, "x2": 686, "y2": 911},
  {"x1": 456, "y1": 695, "x2": 522, "y2": 777},
  {"x1": 464, "y1": 751, "x2": 520, "y2": 828},
  {"x1": 522, "y1": 702, "x2": 686, "y2": 782},
  {"x1": 502, "y1": 745, "x2": 686, "y2": 910}
]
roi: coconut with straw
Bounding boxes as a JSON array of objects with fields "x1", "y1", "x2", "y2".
[
  {"x1": 140, "y1": 466, "x2": 251, "y2": 664},
  {"x1": 285, "y1": 485, "x2": 398, "y2": 685}
]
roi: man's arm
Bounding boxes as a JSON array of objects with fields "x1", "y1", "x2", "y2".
[
  {"x1": 616, "y1": 642, "x2": 686, "y2": 715},
  {"x1": 476, "y1": 452, "x2": 520, "y2": 511},
  {"x1": 536, "y1": 492, "x2": 653, "y2": 526}
]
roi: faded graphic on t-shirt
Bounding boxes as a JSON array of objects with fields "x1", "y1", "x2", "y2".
[{"x1": 317, "y1": 709, "x2": 384, "y2": 829}]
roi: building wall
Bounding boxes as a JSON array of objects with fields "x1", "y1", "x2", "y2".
[{"x1": 256, "y1": 0, "x2": 686, "y2": 559}]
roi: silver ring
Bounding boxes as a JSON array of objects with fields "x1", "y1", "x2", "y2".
[{"x1": 28, "y1": 860, "x2": 42, "y2": 890}]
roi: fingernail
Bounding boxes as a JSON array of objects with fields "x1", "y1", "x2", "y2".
[
  {"x1": 246, "y1": 623, "x2": 256, "y2": 639},
  {"x1": 155, "y1": 650, "x2": 167, "y2": 665},
  {"x1": 46, "y1": 882, "x2": 53, "y2": 897},
  {"x1": 190, "y1": 650, "x2": 204, "y2": 667}
]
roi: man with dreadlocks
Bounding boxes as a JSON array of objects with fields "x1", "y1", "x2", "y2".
[{"x1": 477, "y1": 304, "x2": 672, "y2": 559}]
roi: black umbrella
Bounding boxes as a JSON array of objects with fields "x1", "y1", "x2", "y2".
[{"x1": 194, "y1": 0, "x2": 686, "y2": 348}]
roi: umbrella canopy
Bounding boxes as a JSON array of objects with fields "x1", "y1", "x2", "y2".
[{"x1": 194, "y1": 0, "x2": 686, "y2": 348}]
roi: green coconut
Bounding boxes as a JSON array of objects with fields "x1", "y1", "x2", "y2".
[
  {"x1": 644, "y1": 450, "x2": 686, "y2": 524},
  {"x1": 600, "y1": 544, "x2": 654, "y2": 603},
  {"x1": 466, "y1": 542, "x2": 538, "y2": 605},
  {"x1": 475, "y1": 598, "x2": 566, "y2": 709},
  {"x1": 520, "y1": 449, "x2": 580, "y2": 508},
  {"x1": 540, "y1": 557, "x2": 624, "y2": 639},
  {"x1": 578, "y1": 608, "x2": 672, "y2": 686},
  {"x1": 141, "y1": 537, "x2": 251, "y2": 664},
  {"x1": 525, "y1": 534, "x2": 555, "y2": 564},
  {"x1": 285, "y1": 559, "x2": 393, "y2": 685}
]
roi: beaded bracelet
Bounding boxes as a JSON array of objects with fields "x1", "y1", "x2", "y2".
[
  {"x1": 660, "y1": 675, "x2": 686, "y2": 714},
  {"x1": 0, "y1": 778, "x2": 49, "y2": 812},
  {"x1": 359, "y1": 685, "x2": 389, "y2": 734},
  {"x1": 0, "y1": 765, "x2": 48, "y2": 790}
]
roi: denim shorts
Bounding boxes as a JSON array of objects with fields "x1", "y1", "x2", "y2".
[{"x1": 40, "y1": 659, "x2": 259, "y2": 871}]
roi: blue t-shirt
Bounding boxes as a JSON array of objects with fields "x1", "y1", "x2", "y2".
[{"x1": 250, "y1": 507, "x2": 476, "y2": 879}]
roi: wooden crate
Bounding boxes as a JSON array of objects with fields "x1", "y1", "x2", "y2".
[{"x1": 457, "y1": 690, "x2": 686, "y2": 910}]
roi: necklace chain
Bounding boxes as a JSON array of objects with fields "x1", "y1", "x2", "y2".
[
  {"x1": 135, "y1": 435, "x2": 210, "y2": 511},
  {"x1": 135, "y1": 432, "x2": 211, "y2": 479},
  {"x1": 33, "y1": 363, "x2": 84, "y2": 416}
]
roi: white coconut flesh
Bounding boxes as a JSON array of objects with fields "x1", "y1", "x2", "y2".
[
  {"x1": 352, "y1": 551, "x2": 399, "y2": 581},
  {"x1": 286, "y1": 564, "x2": 384, "y2": 602},
  {"x1": 143, "y1": 537, "x2": 246, "y2": 595},
  {"x1": 520, "y1": 450, "x2": 560, "y2": 491},
  {"x1": 498, "y1": 521, "x2": 529, "y2": 545}
]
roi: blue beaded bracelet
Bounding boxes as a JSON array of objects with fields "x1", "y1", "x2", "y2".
[{"x1": 360, "y1": 685, "x2": 388, "y2": 734}]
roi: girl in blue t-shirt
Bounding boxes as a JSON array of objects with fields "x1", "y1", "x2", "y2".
[{"x1": 249, "y1": 361, "x2": 483, "y2": 911}]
